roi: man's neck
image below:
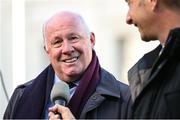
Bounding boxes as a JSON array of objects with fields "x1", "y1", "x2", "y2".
[{"x1": 158, "y1": 9, "x2": 180, "y2": 46}]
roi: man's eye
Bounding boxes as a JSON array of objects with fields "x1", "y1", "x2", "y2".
[
  {"x1": 70, "y1": 36, "x2": 78, "y2": 40},
  {"x1": 51, "y1": 38, "x2": 63, "y2": 47},
  {"x1": 69, "y1": 36, "x2": 80, "y2": 42},
  {"x1": 53, "y1": 40, "x2": 61, "y2": 44}
]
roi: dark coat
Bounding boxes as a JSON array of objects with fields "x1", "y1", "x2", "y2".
[
  {"x1": 128, "y1": 28, "x2": 180, "y2": 118},
  {"x1": 4, "y1": 66, "x2": 132, "y2": 119}
]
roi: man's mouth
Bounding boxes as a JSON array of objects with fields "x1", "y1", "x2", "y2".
[{"x1": 62, "y1": 56, "x2": 79, "y2": 63}]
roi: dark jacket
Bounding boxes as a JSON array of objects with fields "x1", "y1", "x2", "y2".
[
  {"x1": 4, "y1": 66, "x2": 132, "y2": 119},
  {"x1": 128, "y1": 28, "x2": 180, "y2": 118}
]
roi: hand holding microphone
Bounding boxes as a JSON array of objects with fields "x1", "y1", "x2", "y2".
[
  {"x1": 49, "y1": 81, "x2": 75, "y2": 120},
  {"x1": 49, "y1": 104, "x2": 75, "y2": 120}
]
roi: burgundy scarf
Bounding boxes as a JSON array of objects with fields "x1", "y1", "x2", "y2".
[{"x1": 67, "y1": 50, "x2": 100, "y2": 118}]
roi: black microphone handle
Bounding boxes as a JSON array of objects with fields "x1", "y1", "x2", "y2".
[
  {"x1": 54, "y1": 99, "x2": 66, "y2": 106},
  {"x1": 54, "y1": 99, "x2": 67, "y2": 119}
]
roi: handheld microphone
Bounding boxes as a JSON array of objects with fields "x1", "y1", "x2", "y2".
[{"x1": 50, "y1": 81, "x2": 70, "y2": 106}]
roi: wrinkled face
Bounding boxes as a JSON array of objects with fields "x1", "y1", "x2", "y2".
[
  {"x1": 45, "y1": 15, "x2": 95, "y2": 82},
  {"x1": 126, "y1": 0, "x2": 158, "y2": 41}
]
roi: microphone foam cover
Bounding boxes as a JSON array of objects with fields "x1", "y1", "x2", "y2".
[{"x1": 50, "y1": 81, "x2": 70, "y2": 104}]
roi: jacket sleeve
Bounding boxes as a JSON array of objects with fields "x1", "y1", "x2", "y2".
[
  {"x1": 3, "y1": 79, "x2": 34, "y2": 119},
  {"x1": 3, "y1": 86, "x2": 25, "y2": 119}
]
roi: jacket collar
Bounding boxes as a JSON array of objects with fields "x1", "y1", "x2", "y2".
[
  {"x1": 128, "y1": 27, "x2": 180, "y2": 102},
  {"x1": 80, "y1": 68, "x2": 120, "y2": 118},
  {"x1": 13, "y1": 65, "x2": 54, "y2": 119},
  {"x1": 128, "y1": 45, "x2": 161, "y2": 101},
  {"x1": 41, "y1": 65, "x2": 120, "y2": 118},
  {"x1": 96, "y1": 68, "x2": 120, "y2": 98}
]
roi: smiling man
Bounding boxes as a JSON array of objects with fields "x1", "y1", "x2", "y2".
[
  {"x1": 44, "y1": 12, "x2": 94, "y2": 83},
  {"x1": 3, "y1": 11, "x2": 131, "y2": 119},
  {"x1": 125, "y1": 0, "x2": 180, "y2": 118}
]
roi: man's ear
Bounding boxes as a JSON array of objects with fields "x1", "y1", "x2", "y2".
[
  {"x1": 90, "y1": 32, "x2": 95, "y2": 47},
  {"x1": 149, "y1": 0, "x2": 158, "y2": 11},
  {"x1": 44, "y1": 45, "x2": 49, "y2": 54}
]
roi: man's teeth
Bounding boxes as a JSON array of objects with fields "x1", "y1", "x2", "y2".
[{"x1": 64, "y1": 57, "x2": 78, "y2": 63}]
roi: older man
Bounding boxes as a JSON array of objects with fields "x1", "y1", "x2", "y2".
[{"x1": 3, "y1": 11, "x2": 131, "y2": 119}]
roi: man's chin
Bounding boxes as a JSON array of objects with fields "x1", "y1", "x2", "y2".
[
  {"x1": 141, "y1": 36, "x2": 156, "y2": 42},
  {"x1": 142, "y1": 39, "x2": 151, "y2": 42},
  {"x1": 141, "y1": 34, "x2": 158, "y2": 42},
  {"x1": 142, "y1": 39, "x2": 158, "y2": 43},
  {"x1": 65, "y1": 71, "x2": 81, "y2": 80}
]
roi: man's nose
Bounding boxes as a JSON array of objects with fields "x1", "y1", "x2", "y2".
[
  {"x1": 61, "y1": 40, "x2": 74, "y2": 54},
  {"x1": 126, "y1": 11, "x2": 133, "y2": 25}
]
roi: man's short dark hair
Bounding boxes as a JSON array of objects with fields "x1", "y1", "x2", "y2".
[{"x1": 162, "y1": 0, "x2": 180, "y2": 11}]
